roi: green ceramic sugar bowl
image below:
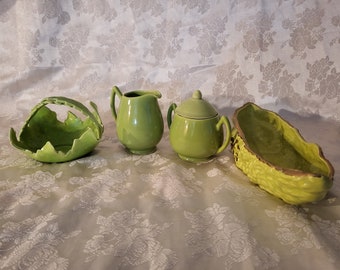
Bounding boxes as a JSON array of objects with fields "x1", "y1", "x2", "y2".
[
  {"x1": 110, "y1": 86, "x2": 164, "y2": 154},
  {"x1": 167, "y1": 90, "x2": 231, "y2": 162}
]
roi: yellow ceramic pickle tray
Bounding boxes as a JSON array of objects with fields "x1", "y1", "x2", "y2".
[{"x1": 231, "y1": 102, "x2": 334, "y2": 205}]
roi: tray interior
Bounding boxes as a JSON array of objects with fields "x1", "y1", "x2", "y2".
[{"x1": 236, "y1": 104, "x2": 329, "y2": 176}]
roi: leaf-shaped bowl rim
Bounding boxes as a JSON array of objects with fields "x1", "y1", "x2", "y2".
[{"x1": 10, "y1": 96, "x2": 104, "y2": 163}]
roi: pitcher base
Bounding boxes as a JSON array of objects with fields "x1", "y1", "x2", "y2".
[{"x1": 126, "y1": 147, "x2": 157, "y2": 155}]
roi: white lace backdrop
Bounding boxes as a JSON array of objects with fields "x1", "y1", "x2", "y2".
[
  {"x1": 0, "y1": 1, "x2": 340, "y2": 270},
  {"x1": 1, "y1": 0, "x2": 340, "y2": 120}
]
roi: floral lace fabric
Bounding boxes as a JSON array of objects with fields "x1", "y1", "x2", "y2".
[{"x1": 0, "y1": 1, "x2": 340, "y2": 269}]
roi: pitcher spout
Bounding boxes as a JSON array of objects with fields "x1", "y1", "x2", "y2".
[{"x1": 144, "y1": 90, "x2": 162, "y2": 99}]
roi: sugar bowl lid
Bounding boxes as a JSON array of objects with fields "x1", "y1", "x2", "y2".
[{"x1": 175, "y1": 90, "x2": 218, "y2": 119}]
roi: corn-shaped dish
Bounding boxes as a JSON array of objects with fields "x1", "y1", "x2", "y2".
[{"x1": 231, "y1": 102, "x2": 334, "y2": 205}]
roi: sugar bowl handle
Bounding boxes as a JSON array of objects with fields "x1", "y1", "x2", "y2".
[{"x1": 216, "y1": 116, "x2": 231, "y2": 154}]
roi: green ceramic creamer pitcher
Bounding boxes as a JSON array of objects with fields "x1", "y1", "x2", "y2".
[
  {"x1": 110, "y1": 86, "x2": 164, "y2": 154},
  {"x1": 167, "y1": 90, "x2": 231, "y2": 162}
]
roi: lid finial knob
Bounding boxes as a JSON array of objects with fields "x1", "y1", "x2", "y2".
[{"x1": 192, "y1": 90, "x2": 202, "y2": 99}]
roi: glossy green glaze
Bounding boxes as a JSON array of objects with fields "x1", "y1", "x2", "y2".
[
  {"x1": 231, "y1": 102, "x2": 334, "y2": 204},
  {"x1": 10, "y1": 97, "x2": 104, "y2": 163},
  {"x1": 110, "y1": 86, "x2": 164, "y2": 154},
  {"x1": 174, "y1": 90, "x2": 218, "y2": 119},
  {"x1": 167, "y1": 90, "x2": 231, "y2": 162}
]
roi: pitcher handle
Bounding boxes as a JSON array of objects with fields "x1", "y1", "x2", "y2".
[
  {"x1": 167, "y1": 103, "x2": 177, "y2": 128},
  {"x1": 216, "y1": 116, "x2": 231, "y2": 154},
  {"x1": 110, "y1": 86, "x2": 123, "y2": 121}
]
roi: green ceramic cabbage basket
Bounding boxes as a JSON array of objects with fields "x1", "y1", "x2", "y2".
[
  {"x1": 231, "y1": 102, "x2": 334, "y2": 205},
  {"x1": 10, "y1": 96, "x2": 104, "y2": 163}
]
